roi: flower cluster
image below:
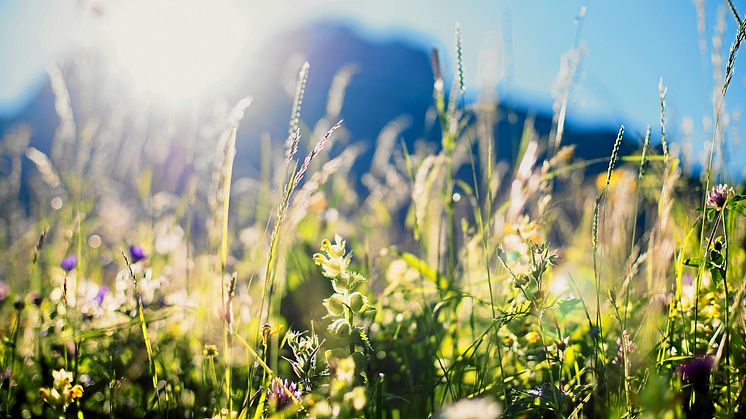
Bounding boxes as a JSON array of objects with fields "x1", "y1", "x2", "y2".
[
  {"x1": 706, "y1": 184, "x2": 732, "y2": 211},
  {"x1": 39, "y1": 369, "x2": 84, "y2": 412},
  {"x1": 313, "y1": 236, "x2": 371, "y2": 342},
  {"x1": 308, "y1": 236, "x2": 371, "y2": 415}
]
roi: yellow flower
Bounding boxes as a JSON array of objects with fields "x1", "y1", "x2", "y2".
[
  {"x1": 203, "y1": 344, "x2": 219, "y2": 358},
  {"x1": 525, "y1": 331, "x2": 541, "y2": 344},
  {"x1": 39, "y1": 388, "x2": 55, "y2": 403},
  {"x1": 344, "y1": 386, "x2": 367, "y2": 411},
  {"x1": 313, "y1": 236, "x2": 350, "y2": 279},
  {"x1": 40, "y1": 369, "x2": 83, "y2": 412},
  {"x1": 52, "y1": 369, "x2": 73, "y2": 389},
  {"x1": 65, "y1": 384, "x2": 84, "y2": 400}
]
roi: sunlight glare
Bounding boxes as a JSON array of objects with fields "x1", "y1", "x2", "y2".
[{"x1": 105, "y1": 0, "x2": 248, "y2": 103}]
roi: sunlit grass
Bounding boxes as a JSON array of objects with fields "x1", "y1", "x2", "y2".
[{"x1": 0, "y1": 7, "x2": 745, "y2": 419}]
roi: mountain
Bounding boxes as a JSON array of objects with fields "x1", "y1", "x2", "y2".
[{"x1": 231, "y1": 22, "x2": 636, "y2": 175}]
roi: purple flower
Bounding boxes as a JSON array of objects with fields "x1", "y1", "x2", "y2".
[
  {"x1": 94, "y1": 285, "x2": 109, "y2": 307},
  {"x1": 0, "y1": 281, "x2": 8, "y2": 303},
  {"x1": 706, "y1": 184, "x2": 731, "y2": 211},
  {"x1": 680, "y1": 356, "x2": 712, "y2": 391},
  {"x1": 61, "y1": 256, "x2": 77, "y2": 272},
  {"x1": 129, "y1": 245, "x2": 146, "y2": 263},
  {"x1": 268, "y1": 378, "x2": 301, "y2": 409},
  {"x1": 27, "y1": 292, "x2": 43, "y2": 306}
]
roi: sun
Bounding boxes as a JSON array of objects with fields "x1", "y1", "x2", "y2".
[{"x1": 103, "y1": 0, "x2": 249, "y2": 104}]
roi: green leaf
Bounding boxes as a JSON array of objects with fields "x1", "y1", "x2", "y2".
[
  {"x1": 709, "y1": 267, "x2": 724, "y2": 286},
  {"x1": 709, "y1": 249, "x2": 724, "y2": 267},
  {"x1": 352, "y1": 327, "x2": 374, "y2": 353},
  {"x1": 684, "y1": 258, "x2": 701, "y2": 268},
  {"x1": 733, "y1": 203, "x2": 746, "y2": 217},
  {"x1": 558, "y1": 298, "x2": 583, "y2": 313}
]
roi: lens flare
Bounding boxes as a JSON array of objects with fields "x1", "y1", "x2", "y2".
[{"x1": 105, "y1": 0, "x2": 248, "y2": 103}]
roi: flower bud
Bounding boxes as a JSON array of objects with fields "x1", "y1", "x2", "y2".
[
  {"x1": 329, "y1": 318, "x2": 351, "y2": 336},
  {"x1": 323, "y1": 294, "x2": 345, "y2": 317},
  {"x1": 348, "y1": 292, "x2": 366, "y2": 313}
]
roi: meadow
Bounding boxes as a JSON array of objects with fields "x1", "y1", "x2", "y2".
[{"x1": 1, "y1": 5, "x2": 746, "y2": 419}]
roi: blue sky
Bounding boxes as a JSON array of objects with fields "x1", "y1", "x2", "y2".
[{"x1": 0, "y1": 0, "x2": 743, "y2": 175}]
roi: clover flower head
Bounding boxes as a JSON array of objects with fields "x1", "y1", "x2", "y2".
[
  {"x1": 706, "y1": 184, "x2": 732, "y2": 211},
  {"x1": 268, "y1": 378, "x2": 301, "y2": 409},
  {"x1": 61, "y1": 255, "x2": 77, "y2": 272}
]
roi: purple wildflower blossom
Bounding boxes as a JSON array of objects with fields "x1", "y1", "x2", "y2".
[
  {"x1": 129, "y1": 245, "x2": 146, "y2": 263},
  {"x1": 61, "y1": 256, "x2": 77, "y2": 272},
  {"x1": 28, "y1": 292, "x2": 42, "y2": 306},
  {"x1": 680, "y1": 356, "x2": 712, "y2": 391},
  {"x1": 706, "y1": 184, "x2": 731, "y2": 211},
  {"x1": 0, "y1": 281, "x2": 8, "y2": 303},
  {"x1": 268, "y1": 378, "x2": 301, "y2": 409},
  {"x1": 94, "y1": 285, "x2": 109, "y2": 307}
]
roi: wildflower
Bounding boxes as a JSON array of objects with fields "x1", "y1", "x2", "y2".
[
  {"x1": 313, "y1": 236, "x2": 350, "y2": 279},
  {"x1": 612, "y1": 330, "x2": 636, "y2": 365},
  {"x1": 61, "y1": 255, "x2": 77, "y2": 272},
  {"x1": 333, "y1": 357, "x2": 357, "y2": 384},
  {"x1": 706, "y1": 184, "x2": 732, "y2": 211},
  {"x1": 0, "y1": 281, "x2": 8, "y2": 303},
  {"x1": 680, "y1": 356, "x2": 714, "y2": 417},
  {"x1": 39, "y1": 369, "x2": 83, "y2": 412},
  {"x1": 268, "y1": 378, "x2": 302, "y2": 409},
  {"x1": 28, "y1": 292, "x2": 43, "y2": 306},
  {"x1": 93, "y1": 285, "x2": 108, "y2": 307},
  {"x1": 323, "y1": 294, "x2": 346, "y2": 317},
  {"x1": 436, "y1": 397, "x2": 501, "y2": 419},
  {"x1": 52, "y1": 369, "x2": 73, "y2": 388},
  {"x1": 525, "y1": 330, "x2": 541, "y2": 344},
  {"x1": 129, "y1": 245, "x2": 146, "y2": 263},
  {"x1": 680, "y1": 356, "x2": 712, "y2": 391},
  {"x1": 343, "y1": 386, "x2": 367, "y2": 411},
  {"x1": 347, "y1": 292, "x2": 367, "y2": 313},
  {"x1": 203, "y1": 344, "x2": 219, "y2": 358}
]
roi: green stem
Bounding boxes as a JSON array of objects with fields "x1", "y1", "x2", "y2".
[
  {"x1": 723, "y1": 208, "x2": 731, "y2": 412},
  {"x1": 693, "y1": 213, "x2": 722, "y2": 354}
]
